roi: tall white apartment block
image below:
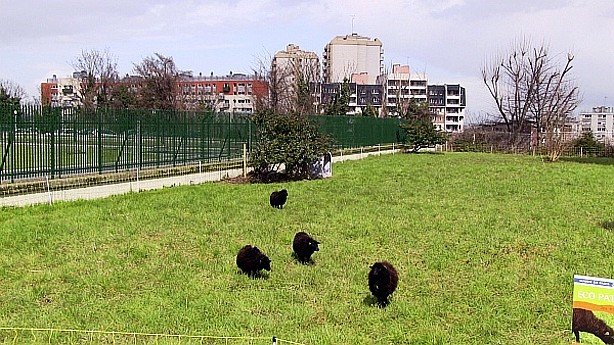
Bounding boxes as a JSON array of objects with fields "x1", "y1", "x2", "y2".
[
  {"x1": 272, "y1": 44, "x2": 320, "y2": 112},
  {"x1": 580, "y1": 106, "x2": 614, "y2": 143},
  {"x1": 381, "y1": 64, "x2": 428, "y2": 116},
  {"x1": 428, "y1": 84, "x2": 466, "y2": 132},
  {"x1": 272, "y1": 44, "x2": 320, "y2": 82},
  {"x1": 323, "y1": 33, "x2": 383, "y2": 84}
]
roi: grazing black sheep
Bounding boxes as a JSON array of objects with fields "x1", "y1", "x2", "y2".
[
  {"x1": 368, "y1": 261, "x2": 398, "y2": 307},
  {"x1": 269, "y1": 189, "x2": 288, "y2": 209},
  {"x1": 236, "y1": 245, "x2": 271, "y2": 277},
  {"x1": 292, "y1": 232, "x2": 320, "y2": 263},
  {"x1": 572, "y1": 308, "x2": 614, "y2": 344}
]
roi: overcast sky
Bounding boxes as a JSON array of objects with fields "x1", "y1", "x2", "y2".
[{"x1": 1, "y1": 0, "x2": 613, "y2": 119}]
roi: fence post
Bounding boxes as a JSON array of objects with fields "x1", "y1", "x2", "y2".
[
  {"x1": 9, "y1": 110, "x2": 16, "y2": 183},
  {"x1": 50, "y1": 122, "x2": 56, "y2": 179},
  {"x1": 97, "y1": 110, "x2": 103, "y2": 174},
  {"x1": 45, "y1": 175, "x2": 52, "y2": 205},
  {"x1": 242, "y1": 143, "x2": 247, "y2": 177},
  {"x1": 138, "y1": 119, "x2": 142, "y2": 170},
  {"x1": 580, "y1": 147, "x2": 583, "y2": 157}
]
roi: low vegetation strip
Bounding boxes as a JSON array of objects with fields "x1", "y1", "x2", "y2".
[{"x1": 0, "y1": 153, "x2": 612, "y2": 344}]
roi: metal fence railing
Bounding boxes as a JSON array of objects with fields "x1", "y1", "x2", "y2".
[
  {"x1": 0, "y1": 106, "x2": 403, "y2": 183},
  {"x1": 445, "y1": 130, "x2": 614, "y2": 158},
  {"x1": 0, "y1": 106, "x2": 253, "y2": 183}
]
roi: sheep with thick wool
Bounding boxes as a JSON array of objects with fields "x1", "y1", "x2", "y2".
[
  {"x1": 269, "y1": 189, "x2": 288, "y2": 209},
  {"x1": 368, "y1": 261, "x2": 398, "y2": 307},
  {"x1": 572, "y1": 308, "x2": 614, "y2": 344},
  {"x1": 292, "y1": 232, "x2": 320, "y2": 263},
  {"x1": 236, "y1": 245, "x2": 271, "y2": 277}
]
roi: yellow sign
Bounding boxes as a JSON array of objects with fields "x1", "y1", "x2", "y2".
[{"x1": 572, "y1": 275, "x2": 614, "y2": 344}]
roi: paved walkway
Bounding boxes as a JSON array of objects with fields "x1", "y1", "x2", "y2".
[{"x1": 0, "y1": 148, "x2": 398, "y2": 207}]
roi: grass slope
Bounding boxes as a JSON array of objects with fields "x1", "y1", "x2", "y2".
[{"x1": 0, "y1": 153, "x2": 613, "y2": 344}]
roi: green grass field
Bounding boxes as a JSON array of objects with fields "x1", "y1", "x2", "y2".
[{"x1": 0, "y1": 153, "x2": 613, "y2": 344}]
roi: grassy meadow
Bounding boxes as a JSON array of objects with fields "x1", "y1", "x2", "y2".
[{"x1": 0, "y1": 153, "x2": 613, "y2": 344}]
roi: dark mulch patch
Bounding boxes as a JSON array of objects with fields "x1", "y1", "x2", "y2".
[
  {"x1": 223, "y1": 171, "x2": 310, "y2": 184},
  {"x1": 601, "y1": 221, "x2": 614, "y2": 231}
]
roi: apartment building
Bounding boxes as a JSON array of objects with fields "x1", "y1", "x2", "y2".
[
  {"x1": 271, "y1": 44, "x2": 320, "y2": 112},
  {"x1": 580, "y1": 106, "x2": 614, "y2": 143},
  {"x1": 41, "y1": 73, "x2": 84, "y2": 108},
  {"x1": 380, "y1": 64, "x2": 428, "y2": 116},
  {"x1": 428, "y1": 84, "x2": 466, "y2": 132},
  {"x1": 41, "y1": 72, "x2": 267, "y2": 113},
  {"x1": 319, "y1": 82, "x2": 384, "y2": 115},
  {"x1": 323, "y1": 33, "x2": 383, "y2": 84},
  {"x1": 178, "y1": 72, "x2": 267, "y2": 113}
]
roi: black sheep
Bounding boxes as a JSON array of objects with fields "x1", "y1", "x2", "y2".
[
  {"x1": 269, "y1": 189, "x2": 288, "y2": 209},
  {"x1": 292, "y1": 232, "x2": 320, "y2": 263},
  {"x1": 572, "y1": 308, "x2": 614, "y2": 344},
  {"x1": 368, "y1": 261, "x2": 398, "y2": 307},
  {"x1": 236, "y1": 245, "x2": 271, "y2": 277}
]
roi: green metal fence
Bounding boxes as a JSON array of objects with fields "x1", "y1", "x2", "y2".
[
  {"x1": 0, "y1": 105, "x2": 402, "y2": 183},
  {"x1": 313, "y1": 115, "x2": 404, "y2": 149}
]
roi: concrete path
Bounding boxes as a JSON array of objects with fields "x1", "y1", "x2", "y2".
[{"x1": 0, "y1": 148, "x2": 399, "y2": 207}]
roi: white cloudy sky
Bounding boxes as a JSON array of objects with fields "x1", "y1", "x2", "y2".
[{"x1": 1, "y1": 0, "x2": 613, "y2": 119}]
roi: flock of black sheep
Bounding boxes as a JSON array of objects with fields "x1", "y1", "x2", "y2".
[
  {"x1": 237, "y1": 189, "x2": 614, "y2": 343},
  {"x1": 235, "y1": 188, "x2": 398, "y2": 308}
]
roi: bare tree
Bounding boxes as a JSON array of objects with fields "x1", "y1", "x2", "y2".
[
  {"x1": 292, "y1": 57, "x2": 320, "y2": 115},
  {"x1": 482, "y1": 38, "x2": 542, "y2": 143},
  {"x1": 253, "y1": 54, "x2": 290, "y2": 114},
  {"x1": 482, "y1": 38, "x2": 580, "y2": 159},
  {"x1": 133, "y1": 53, "x2": 180, "y2": 110},
  {"x1": 0, "y1": 79, "x2": 27, "y2": 107},
  {"x1": 254, "y1": 51, "x2": 320, "y2": 115},
  {"x1": 72, "y1": 49, "x2": 119, "y2": 109},
  {"x1": 530, "y1": 52, "x2": 580, "y2": 161}
]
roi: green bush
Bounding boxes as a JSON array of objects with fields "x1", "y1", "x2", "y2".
[
  {"x1": 571, "y1": 131, "x2": 606, "y2": 157},
  {"x1": 399, "y1": 100, "x2": 446, "y2": 152},
  {"x1": 249, "y1": 109, "x2": 333, "y2": 181}
]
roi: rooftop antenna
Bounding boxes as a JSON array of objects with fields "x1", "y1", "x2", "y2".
[{"x1": 351, "y1": 14, "x2": 356, "y2": 34}]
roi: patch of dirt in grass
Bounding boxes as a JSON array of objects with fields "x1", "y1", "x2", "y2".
[
  {"x1": 38, "y1": 294, "x2": 52, "y2": 305},
  {"x1": 222, "y1": 175, "x2": 255, "y2": 184}
]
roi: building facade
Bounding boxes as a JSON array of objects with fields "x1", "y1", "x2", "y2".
[
  {"x1": 178, "y1": 72, "x2": 267, "y2": 113},
  {"x1": 381, "y1": 64, "x2": 428, "y2": 116},
  {"x1": 428, "y1": 84, "x2": 466, "y2": 132},
  {"x1": 271, "y1": 44, "x2": 320, "y2": 113},
  {"x1": 41, "y1": 73, "x2": 84, "y2": 108},
  {"x1": 41, "y1": 72, "x2": 267, "y2": 113},
  {"x1": 318, "y1": 82, "x2": 384, "y2": 116},
  {"x1": 580, "y1": 106, "x2": 614, "y2": 143},
  {"x1": 323, "y1": 33, "x2": 383, "y2": 84}
]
